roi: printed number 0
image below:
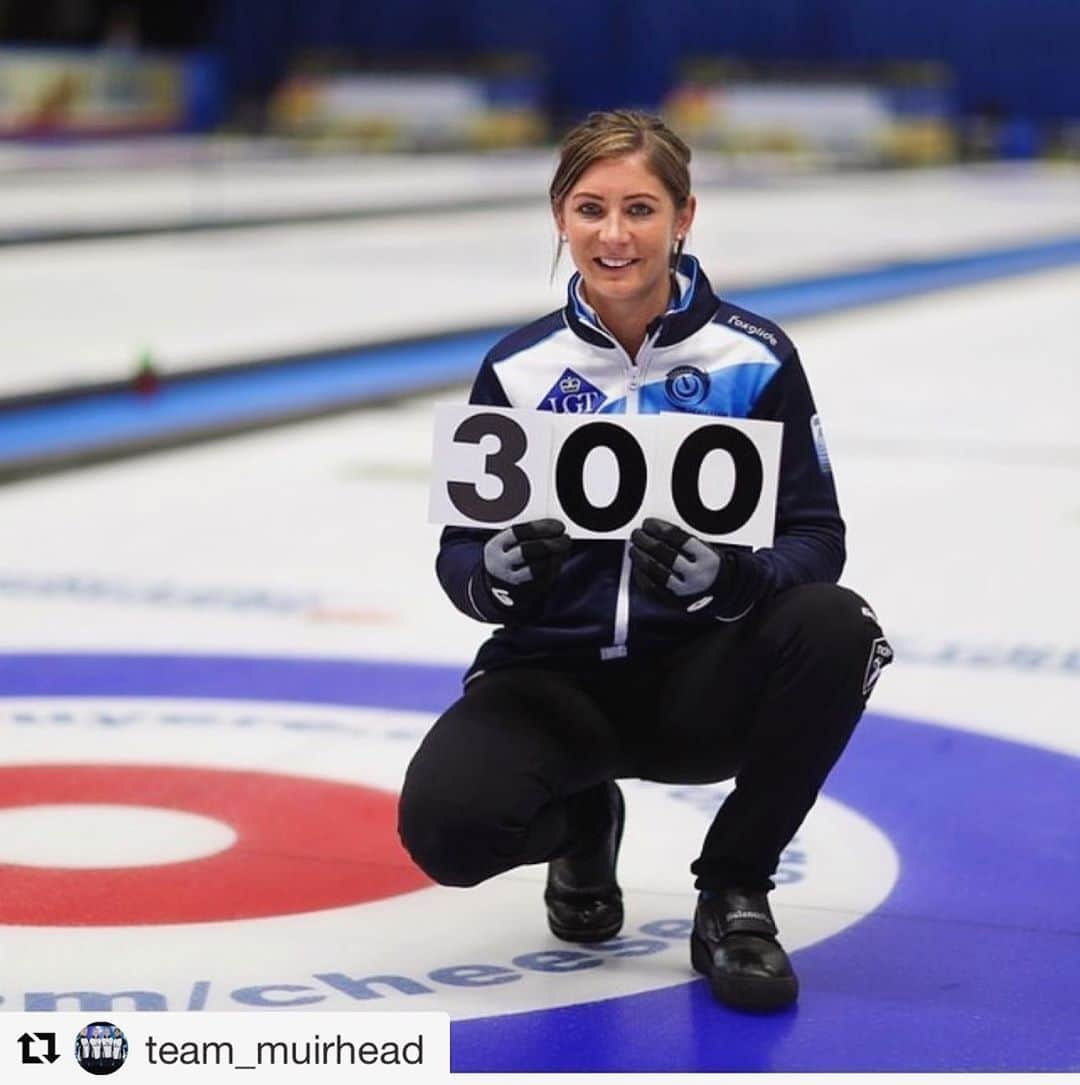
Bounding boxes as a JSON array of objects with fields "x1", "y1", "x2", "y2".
[
  {"x1": 671, "y1": 424, "x2": 764, "y2": 535},
  {"x1": 555, "y1": 422, "x2": 647, "y2": 532}
]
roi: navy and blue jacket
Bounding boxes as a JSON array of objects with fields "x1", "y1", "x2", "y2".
[{"x1": 437, "y1": 254, "x2": 845, "y2": 679}]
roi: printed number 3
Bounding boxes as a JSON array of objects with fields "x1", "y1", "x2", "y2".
[{"x1": 446, "y1": 413, "x2": 531, "y2": 522}]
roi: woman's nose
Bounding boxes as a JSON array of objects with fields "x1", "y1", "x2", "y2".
[{"x1": 599, "y1": 211, "x2": 629, "y2": 243}]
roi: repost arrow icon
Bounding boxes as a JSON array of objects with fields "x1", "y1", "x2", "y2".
[{"x1": 37, "y1": 1033, "x2": 60, "y2": 1064}]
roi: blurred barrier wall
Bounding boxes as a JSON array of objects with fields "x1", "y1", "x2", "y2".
[
  {"x1": 214, "y1": 0, "x2": 1080, "y2": 122},
  {"x1": 267, "y1": 66, "x2": 547, "y2": 149},
  {"x1": 694, "y1": 0, "x2": 1080, "y2": 120},
  {"x1": 0, "y1": 46, "x2": 224, "y2": 136}
]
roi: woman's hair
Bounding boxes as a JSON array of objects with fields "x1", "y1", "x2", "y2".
[{"x1": 550, "y1": 109, "x2": 693, "y2": 275}]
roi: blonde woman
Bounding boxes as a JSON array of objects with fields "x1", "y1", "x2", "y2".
[{"x1": 399, "y1": 110, "x2": 891, "y2": 1012}]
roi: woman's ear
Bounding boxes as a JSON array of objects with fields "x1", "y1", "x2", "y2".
[{"x1": 677, "y1": 194, "x2": 697, "y2": 241}]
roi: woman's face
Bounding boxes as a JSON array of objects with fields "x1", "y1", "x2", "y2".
[{"x1": 555, "y1": 150, "x2": 695, "y2": 317}]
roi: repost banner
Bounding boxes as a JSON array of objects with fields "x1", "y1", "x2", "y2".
[{"x1": 0, "y1": 1013, "x2": 449, "y2": 1082}]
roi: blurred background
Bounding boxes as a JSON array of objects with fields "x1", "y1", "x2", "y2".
[
  {"x1": 3, "y1": 0, "x2": 1079, "y2": 425},
  {"x1": 0, "y1": 2, "x2": 1077, "y2": 1071},
  {"x1": 3, "y1": 0, "x2": 1080, "y2": 155}
]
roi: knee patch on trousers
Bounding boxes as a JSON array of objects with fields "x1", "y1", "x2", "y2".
[
  {"x1": 762, "y1": 583, "x2": 893, "y2": 699},
  {"x1": 822, "y1": 587, "x2": 893, "y2": 699}
]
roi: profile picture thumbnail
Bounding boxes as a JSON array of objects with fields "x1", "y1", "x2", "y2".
[{"x1": 75, "y1": 1022, "x2": 128, "y2": 1075}]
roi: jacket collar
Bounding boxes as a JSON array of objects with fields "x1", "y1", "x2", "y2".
[{"x1": 563, "y1": 253, "x2": 719, "y2": 349}]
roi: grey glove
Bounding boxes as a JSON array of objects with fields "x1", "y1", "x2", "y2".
[
  {"x1": 480, "y1": 518, "x2": 571, "y2": 613},
  {"x1": 629, "y1": 517, "x2": 761, "y2": 618}
]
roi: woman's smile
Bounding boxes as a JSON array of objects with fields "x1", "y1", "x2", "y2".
[{"x1": 594, "y1": 256, "x2": 639, "y2": 270}]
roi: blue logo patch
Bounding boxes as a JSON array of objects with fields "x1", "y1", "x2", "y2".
[
  {"x1": 539, "y1": 368, "x2": 607, "y2": 413},
  {"x1": 810, "y1": 413, "x2": 832, "y2": 474},
  {"x1": 664, "y1": 365, "x2": 710, "y2": 407}
]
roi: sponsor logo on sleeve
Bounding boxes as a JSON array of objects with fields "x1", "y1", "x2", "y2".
[
  {"x1": 727, "y1": 314, "x2": 778, "y2": 347},
  {"x1": 810, "y1": 414, "x2": 832, "y2": 475}
]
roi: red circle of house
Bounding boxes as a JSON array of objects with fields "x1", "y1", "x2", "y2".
[{"x1": 0, "y1": 765, "x2": 430, "y2": 926}]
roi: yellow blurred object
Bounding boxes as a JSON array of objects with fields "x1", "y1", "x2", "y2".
[
  {"x1": 666, "y1": 87, "x2": 714, "y2": 141},
  {"x1": 467, "y1": 108, "x2": 547, "y2": 148},
  {"x1": 0, "y1": 48, "x2": 184, "y2": 136},
  {"x1": 883, "y1": 119, "x2": 957, "y2": 165}
]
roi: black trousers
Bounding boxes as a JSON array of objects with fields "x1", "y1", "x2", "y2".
[{"x1": 399, "y1": 583, "x2": 890, "y2": 893}]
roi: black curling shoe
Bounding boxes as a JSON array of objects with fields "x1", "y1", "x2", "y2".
[
  {"x1": 691, "y1": 888, "x2": 799, "y2": 1011},
  {"x1": 545, "y1": 782, "x2": 625, "y2": 943}
]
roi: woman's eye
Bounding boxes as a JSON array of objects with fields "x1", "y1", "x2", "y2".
[
  {"x1": 575, "y1": 203, "x2": 601, "y2": 216},
  {"x1": 629, "y1": 203, "x2": 654, "y2": 216}
]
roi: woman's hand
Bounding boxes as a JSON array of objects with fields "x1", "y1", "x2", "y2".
[
  {"x1": 629, "y1": 517, "x2": 749, "y2": 617},
  {"x1": 481, "y1": 518, "x2": 572, "y2": 612}
]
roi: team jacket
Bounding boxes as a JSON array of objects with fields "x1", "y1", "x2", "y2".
[{"x1": 437, "y1": 254, "x2": 845, "y2": 678}]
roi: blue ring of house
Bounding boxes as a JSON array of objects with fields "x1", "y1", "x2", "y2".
[{"x1": 0, "y1": 652, "x2": 1075, "y2": 1073}]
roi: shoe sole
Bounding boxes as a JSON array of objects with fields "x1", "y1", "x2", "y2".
[{"x1": 691, "y1": 932, "x2": 799, "y2": 1011}]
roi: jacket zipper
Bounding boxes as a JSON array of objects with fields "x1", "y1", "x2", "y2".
[{"x1": 599, "y1": 326, "x2": 659, "y2": 661}]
